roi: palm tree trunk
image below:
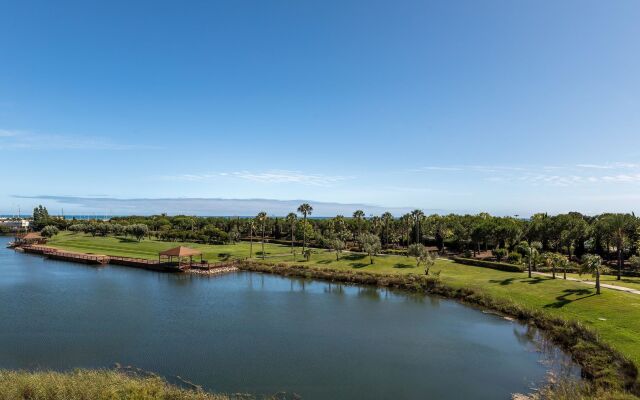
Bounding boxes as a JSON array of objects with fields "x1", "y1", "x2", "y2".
[
  {"x1": 528, "y1": 250, "x2": 532, "y2": 278},
  {"x1": 302, "y1": 214, "x2": 307, "y2": 253},
  {"x1": 617, "y1": 241, "x2": 623, "y2": 280},
  {"x1": 596, "y1": 270, "x2": 601, "y2": 294},
  {"x1": 261, "y1": 225, "x2": 265, "y2": 260}
]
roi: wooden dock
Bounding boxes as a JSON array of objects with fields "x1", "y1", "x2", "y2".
[{"x1": 16, "y1": 245, "x2": 237, "y2": 274}]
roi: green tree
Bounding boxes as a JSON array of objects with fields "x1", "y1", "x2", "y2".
[
  {"x1": 604, "y1": 213, "x2": 637, "y2": 280},
  {"x1": 228, "y1": 226, "x2": 240, "y2": 244},
  {"x1": 285, "y1": 212, "x2": 297, "y2": 253},
  {"x1": 381, "y1": 212, "x2": 394, "y2": 246},
  {"x1": 407, "y1": 243, "x2": 435, "y2": 275},
  {"x1": 297, "y1": 203, "x2": 313, "y2": 253},
  {"x1": 517, "y1": 241, "x2": 542, "y2": 278},
  {"x1": 32, "y1": 205, "x2": 51, "y2": 230},
  {"x1": 256, "y1": 211, "x2": 268, "y2": 260},
  {"x1": 359, "y1": 233, "x2": 381, "y2": 264},
  {"x1": 581, "y1": 254, "x2": 607, "y2": 295},
  {"x1": 401, "y1": 213, "x2": 413, "y2": 251},
  {"x1": 129, "y1": 224, "x2": 149, "y2": 242},
  {"x1": 329, "y1": 238, "x2": 346, "y2": 260},
  {"x1": 40, "y1": 225, "x2": 59, "y2": 238},
  {"x1": 352, "y1": 210, "x2": 365, "y2": 240},
  {"x1": 410, "y1": 209, "x2": 424, "y2": 244}
]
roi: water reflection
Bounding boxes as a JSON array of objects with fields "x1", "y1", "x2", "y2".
[{"x1": 0, "y1": 238, "x2": 581, "y2": 400}]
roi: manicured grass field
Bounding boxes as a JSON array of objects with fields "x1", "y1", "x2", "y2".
[
  {"x1": 47, "y1": 233, "x2": 640, "y2": 371},
  {"x1": 48, "y1": 232, "x2": 295, "y2": 262}
]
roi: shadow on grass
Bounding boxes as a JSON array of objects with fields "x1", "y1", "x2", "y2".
[
  {"x1": 543, "y1": 288, "x2": 596, "y2": 309},
  {"x1": 317, "y1": 260, "x2": 332, "y2": 264},
  {"x1": 118, "y1": 238, "x2": 138, "y2": 243},
  {"x1": 489, "y1": 277, "x2": 516, "y2": 286},
  {"x1": 349, "y1": 262, "x2": 369, "y2": 269},
  {"x1": 344, "y1": 254, "x2": 367, "y2": 261},
  {"x1": 523, "y1": 277, "x2": 549, "y2": 285},
  {"x1": 217, "y1": 253, "x2": 231, "y2": 261},
  {"x1": 394, "y1": 263, "x2": 415, "y2": 269}
]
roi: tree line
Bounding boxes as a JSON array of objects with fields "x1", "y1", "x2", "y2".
[{"x1": 32, "y1": 204, "x2": 640, "y2": 276}]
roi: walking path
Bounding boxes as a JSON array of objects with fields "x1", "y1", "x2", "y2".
[{"x1": 532, "y1": 272, "x2": 640, "y2": 295}]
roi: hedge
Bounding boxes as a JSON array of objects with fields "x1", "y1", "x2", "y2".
[{"x1": 450, "y1": 257, "x2": 524, "y2": 272}]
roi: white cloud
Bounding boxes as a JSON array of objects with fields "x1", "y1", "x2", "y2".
[
  {"x1": 414, "y1": 162, "x2": 640, "y2": 187},
  {"x1": 0, "y1": 129, "x2": 155, "y2": 150},
  {"x1": 162, "y1": 170, "x2": 352, "y2": 186}
]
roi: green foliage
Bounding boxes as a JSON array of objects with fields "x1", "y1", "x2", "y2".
[
  {"x1": 450, "y1": 257, "x2": 524, "y2": 272},
  {"x1": 40, "y1": 225, "x2": 59, "y2": 238},
  {"x1": 407, "y1": 243, "x2": 435, "y2": 274},
  {"x1": 328, "y1": 238, "x2": 346, "y2": 260},
  {"x1": 32, "y1": 205, "x2": 51, "y2": 230},
  {"x1": 492, "y1": 248, "x2": 508, "y2": 262},
  {"x1": 359, "y1": 233, "x2": 381, "y2": 264},
  {"x1": 127, "y1": 224, "x2": 149, "y2": 242},
  {"x1": 507, "y1": 251, "x2": 523, "y2": 264}
]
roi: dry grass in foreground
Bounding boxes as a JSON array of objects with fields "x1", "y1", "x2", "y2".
[{"x1": 0, "y1": 369, "x2": 231, "y2": 400}]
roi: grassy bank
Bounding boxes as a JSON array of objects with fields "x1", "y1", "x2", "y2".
[{"x1": 0, "y1": 369, "x2": 230, "y2": 400}]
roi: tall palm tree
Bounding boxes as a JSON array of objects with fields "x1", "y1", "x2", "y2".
[
  {"x1": 401, "y1": 213, "x2": 412, "y2": 252},
  {"x1": 297, "y1": 203, "x2": 313, "y2": 253},
  {"x1": 606, "y1": 213, "x2": 635, "y2": 280},
  {"x1": 248, "y1": 220, "x2": 254, "y2": 258},
  {"x1": 381, "y1": 212, "x2": 393, "y2": 246},
  {"x1": 256, "y1": 211, "x2": 267, "y2": 260},
  {"x1": 581, "y1": 254, "x2": 605, "y2": 294},
  {"x1": 285, "y1": 212, "x2": 297, "y2": 254},
  {"x1": 353, "y1": 210, "x2": 365, "y2": 239},
  {"x1": 411, "y1": 209, "x2": 424, "y2": 244}
]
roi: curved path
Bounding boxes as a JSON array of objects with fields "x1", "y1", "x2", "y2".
[{"x1": 532, "y1": 271, "x2": 640, "y2": 295}]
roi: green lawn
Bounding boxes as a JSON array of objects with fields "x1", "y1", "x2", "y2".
[
  {"x1": 47, "y1": 233, "x2": 640, "y2": 371},
  {"x1": 48, "y1": 232, "x2": 295, "y2": 262}
]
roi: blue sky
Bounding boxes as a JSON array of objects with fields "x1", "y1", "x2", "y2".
[{"x1": 1, "y1": 0, "x2": 639, "y2": 216}]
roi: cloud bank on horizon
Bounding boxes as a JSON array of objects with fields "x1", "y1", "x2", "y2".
[{"x1": 11, "y1": 195, "x2": 429, "y2": 217}]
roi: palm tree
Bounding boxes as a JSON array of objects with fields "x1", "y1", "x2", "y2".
[
  {"x1": 605, "y1": 213, "x2": 635, "y2": 280},
  {"x1": 285, "y1": 212, "x2": 297, "y2": 254},
  {"x1": 517, "y1": 241, "x2": 542, "y2": 278},
  {"x1": 401, "y1": 213, "x2": 412, "y2": 253},
  {"x1": 581, "y1": 254, "x2": 606, "y2": 294},
  {"x1": 411, "y1": 209, "x2": 424, "y2": 244},
  {"x1": 248, "y1": 220, "x2": 254, "y2": 258},
  {"x1": 256, "y1": 211, "x2": 267, "y2": 260},
  {"x1": 297, "y1": 203, "x2": 313, "y2": 253},
  {"x1": 353, "y1": 210, "x2": 365, "y2": 239},
  {"x1": 381, "y1": 212, "x2": 393, "y2": 246}
]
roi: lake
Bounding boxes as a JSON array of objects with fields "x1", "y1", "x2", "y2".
[{"x1": 0, "y1": 236, "x2": 577, "y2": 399}]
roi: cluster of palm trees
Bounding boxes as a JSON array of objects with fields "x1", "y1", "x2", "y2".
[{"x1": 102, "y1": 207, "x2": 640, "y2": 278}]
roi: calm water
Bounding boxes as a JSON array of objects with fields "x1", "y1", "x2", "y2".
[{"x1": 0, "y1": 237, "x2": 577, "y2": 399}]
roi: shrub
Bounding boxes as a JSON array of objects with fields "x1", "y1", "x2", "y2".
[
  {"x1": 492, "y1": 248, "x2": 508, "y2": 262},
  {"x1": 40, "y1": 225, "x2": 60, "y2": 238},
  {"x1": 450, "y1": 257, "x2": 524, "y2": 272},
  {"x1": 507, "y1": 252, "x2": 523, "y2": 264}
]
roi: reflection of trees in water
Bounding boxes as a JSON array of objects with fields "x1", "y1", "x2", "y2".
[
  {"x1": 357, "y1": 286, "x2": 381, "y2": 300},
  {"x1": 323, "y1": 282, "x2": 345, "y2": 295},
  {"x1": 512, "y1": 324, "x2": 581, "y2": 381}
]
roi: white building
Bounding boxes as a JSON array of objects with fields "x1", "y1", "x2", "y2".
[{"x1": 0, "y1": 219, "x2": 30, "y2": 231}]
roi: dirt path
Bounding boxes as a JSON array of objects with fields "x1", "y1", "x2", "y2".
[{"x1": 532, "y1": 271, "x2": 640, "y2": 295}]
